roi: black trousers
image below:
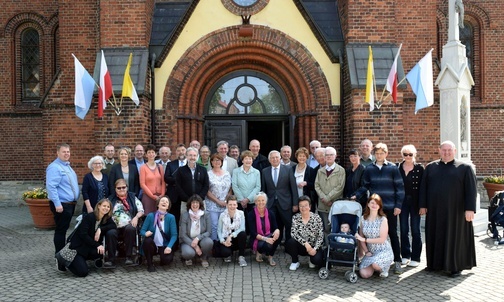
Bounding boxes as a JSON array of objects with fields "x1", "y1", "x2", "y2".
[
  {"x1": 142, "y1": 237, "x2": 174, "y2": 266},
  {"x1": 67, "y1": 250, "x2": 100, "y2": 278},
  {"x1": 105, "y1": 225, "x2": 137, "y2": 260},
  {"x1": 269, "y1": 201, "x2": 293, "y2": 242},
  {"x1": 256, "y1": 239, "x2": 279, "y2": 257},
  {"x1": 383, "y1": 208, "x2": 401, "y2": 262},
  {"x1": 215, "y1": 231, "x2": 247, "y2": 257},
  {"x1": 49, "y1": 201, "x2": 76, "y2": 253},
  {"x1": 285, "y1": 238, "x2": 324, "y2": 266}
]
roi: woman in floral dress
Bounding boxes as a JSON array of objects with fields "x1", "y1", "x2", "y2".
[
  {"x1": 355, "y1": 193, "x2": 394, "y2": 278},
  {"x1": 205, "y1": 153, "x2": 232, "y2": 241}
]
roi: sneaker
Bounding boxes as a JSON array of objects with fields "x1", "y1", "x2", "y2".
[
  {"x1": 308, "y1": 261, "x2": 316, "y2": 269},
  {"x1": 201, "y1": 260, "x2": 209, "y2": 268},
  {"x1": 408, "y1": 260, "x2": 420, "y2": 267},
  {"x1": 238, "y1": 256, "x2": 247, "y2": 267},
  {"x1": 103, "y1": 261, "x2": 116, "y2": 269},
  {"x1": 379, "y1": 271, "x2": 389, "y2": 278},
  {"x1": 124, "y1": 257, "x2": 134, "y2": 266},
  {"x1": 185, "y1": 259, "x2": 193, "y2": 266},
  {"x1": 55, "y1": 258, "x2": 66, "y2": 272},
  {"x1": 224, "y1": 256, "x2": 232, "y2": 263},
  {"x1": 401, "y1": 258, "x2": 410, "y2": 265},
  {"x1": 289, "y1": 262, "x2": 301, "y2": 271},
  {"x1": 394, "y1": 261, "x2": 403, "y2": 274}
]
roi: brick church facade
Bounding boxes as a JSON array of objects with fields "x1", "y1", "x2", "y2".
[{"x1": 0, "y1": 0, "x2": 502, "y2": 182}]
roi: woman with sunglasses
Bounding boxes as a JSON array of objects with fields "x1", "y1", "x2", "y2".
[{"x1": 397, "y1": 145, "x2": 424, "y2": 268}]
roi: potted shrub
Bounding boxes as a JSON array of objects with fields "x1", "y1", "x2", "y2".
[
  {"x1": 23, "y1": 187, "x2": 55, "y2": 229},
  {"x1": 483, "y1": 176, "x2": 504, "y2": 201}
]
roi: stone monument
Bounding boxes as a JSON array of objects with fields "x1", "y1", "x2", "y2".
[{"x1": 435, "y1": 0, "x2": 474, "y2": 162}]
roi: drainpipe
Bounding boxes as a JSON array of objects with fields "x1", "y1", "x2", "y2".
[
  {"x1": 150, "y1": 53, "x2": 156, "y2": 145},
  {"x1": 338, "y1": 49, "x2": 345, "y2": 164}
]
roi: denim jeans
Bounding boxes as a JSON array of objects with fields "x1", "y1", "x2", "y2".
[{"x1": 399, "y1": 196, "x2": 422, "y2": 262}]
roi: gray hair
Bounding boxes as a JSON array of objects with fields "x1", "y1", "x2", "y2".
[
  {"x1": 186, "y1": 147, "x2": 199, "y2": 155},
  {"x1": 254, "y1": 191, "x2": 268, "y2": 203},
  {"x1": 216, "y1": 140, "x2": 229, "y2": 148},
  {"x1": 309, "y1": 140, "x2": 321, "y2": 147},
  {"x1": 268, "y1": 150, "x2": 280, "y2": 159},
  {"x1": 325, "y1": 146, "x2": 337, "y2": 157},
  {"x1": 88, "y1": 155, "x2": 105, "y2": 170},
  {"x1": 314, "y1": 147, "x2": 326, "y2": 156}
]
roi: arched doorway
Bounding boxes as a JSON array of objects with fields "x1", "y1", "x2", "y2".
[{"x1": 203, "y1": 70, "x2": 292, "y2": 154}]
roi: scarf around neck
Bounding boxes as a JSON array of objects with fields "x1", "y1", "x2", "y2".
[
  {"x1": 154, "y1": 210, "x2": 167, "y2": 228},
  {"x1": 221, "y1": 210, "x2": 242, "y2": 239},
  {"x1": 252, "y1": 207, "x2": 271, "y2": 251}
]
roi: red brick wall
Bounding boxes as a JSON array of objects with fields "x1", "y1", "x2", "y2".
[{"x1": 0, "y1": 0, "x2": 502, "y2": 183}]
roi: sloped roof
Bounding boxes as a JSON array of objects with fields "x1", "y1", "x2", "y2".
[
  {"x1": 296, "y1": 0, "x2": 345, "y2": 62},
  {"x1": 149, "y1": 0, "x2": 344, "y2": 65},
  {"x1": 93, "y1": 48, "x2": 149, "y2": 94},
  {"x1": 346, "y1": 43, "x2": 406, "y2": 89},
  {"x1": 150, "y1": 1, "x2": 197, "y2": 66}
]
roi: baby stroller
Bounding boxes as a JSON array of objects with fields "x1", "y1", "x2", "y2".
[
  {"x1": 487, "y1": 190, "x2": 504, "y2": 243},
  {"x1": 319, "y1": 199, "x2": 362, "y2": 283}
]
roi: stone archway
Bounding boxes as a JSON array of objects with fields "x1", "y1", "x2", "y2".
[{"x1": 162, "y1": 25, "x2": 331, "y2": 147}]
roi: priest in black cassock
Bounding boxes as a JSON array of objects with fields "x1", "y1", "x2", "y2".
[{"x1": 419, "y1": 141, "x2": 477, "y2": 277}]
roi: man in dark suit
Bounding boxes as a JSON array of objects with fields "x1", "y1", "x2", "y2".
[
  {"x1": 164, "y1": 143, "x2": 187, "y2": 226},
  {"x1": 128, "y1": 144, "x2": 146, "y2": 172},
  {"x1": 261, "y1": 150, "x2": 299, "y2": 241},
  {"x1": 175, "y1": 147, "x2": 209, "y2": 206}
]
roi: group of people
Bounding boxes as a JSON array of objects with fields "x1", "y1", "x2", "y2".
[{"x1": 47, "y1": 138, "x2": 476, "y2": 278}]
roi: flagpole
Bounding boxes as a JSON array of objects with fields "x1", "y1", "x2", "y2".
[{"x1": 95, "y1": 82, "x2": 116, "y2": 112}]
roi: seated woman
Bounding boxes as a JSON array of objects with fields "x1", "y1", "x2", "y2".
[
  {"x1": 105, "y1": 179, "x2": 144, "y2": 268},
  {"x1": 248, "y1": 192, "x2": 280, "y2": 266},
  {"x1": 285, "y1": 195, "x2": 324, "y2": 271},
  {"x1": 216, "y1": 195, "x2": 247, "y2": 267},
  {"x1": 180, "y1": 195, "x2": 214, "y2": 268},
  {"x1": 66, "y1": 198, "x2": 116, "y2": 277},
  {"x1": 355, "y1": 193, "x2": 394, "y2": 278},
  {"x1": 140, "y1": 196, "x2": 177, "y2": 272}
]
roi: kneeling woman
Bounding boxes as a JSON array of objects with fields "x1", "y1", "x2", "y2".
[
  {"x1": 180, "y1": 195, "x2": 214, "y2": 267},
  {"x1": 67, "y1": 198, "x2": 116, "y2": 277},
  {"x1": 355, "y1": 194, "x2": 394, "y2": 278},
  {"x1": 248, "y1": 192, "x2": 280, "y2": 266},
  {"x1": 216, "y1": 195, "x2": 248, "y2": 267},
  {"x1": 140, "y1": 196, "x2": 178, "y2": 272},
  {"x1": 285, "y1": 196, "x2": 324, "y2": 271}
]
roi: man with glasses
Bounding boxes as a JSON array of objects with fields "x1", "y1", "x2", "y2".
[
  {"x1": 308, "y1": 140, "x2": 321, "y2": 168},
  {"x1": 314, "y1": 146, "x2": 345, "y2": 233},
  {"x1": 105, "y1": 179, "x2": 144, "y2": 268},
  {"x1": 356, "y1": 143, "x2": 405, "y2": 274}
]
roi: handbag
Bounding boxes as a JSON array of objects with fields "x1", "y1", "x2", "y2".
[
  {"x1": 55, "y1": 242, "x2": 77, "y2": 267},
  {"x1": 55, "y1": 215, "x2": 83, "y2": 267}
]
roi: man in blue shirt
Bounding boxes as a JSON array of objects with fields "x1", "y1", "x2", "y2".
[{"x1": 47, "y1": 143, "x2": 79, "y2": 271}]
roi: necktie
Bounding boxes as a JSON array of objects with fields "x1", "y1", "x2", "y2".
[{"x1": 273, "y1": 167, "x2": 278, "y2": 186}]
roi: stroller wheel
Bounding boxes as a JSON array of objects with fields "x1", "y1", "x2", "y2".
[
  {"x1": 318, "y1": 268, "x2": 329, "y2": 279},
  {"x1": 347, "y1": 272, "x2": 358, "y2": 283}
]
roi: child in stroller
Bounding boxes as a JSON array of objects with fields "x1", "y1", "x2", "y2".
[
  {"x1": 335, "y1": 222, "x2": 355, "y2": 253},
  {"x1": 318, "y1": 200, "x2": 362, "y2": 283}
]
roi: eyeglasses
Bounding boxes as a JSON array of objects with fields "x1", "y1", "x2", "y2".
[
  {"x1": 92, "y1": 162, "x2": 103, "y2": 165},
  {"x1": 403, "y1": 153, "x2": 414, "y2": 157},
  {"x1": 115, "y1": 186, "x2": 127, "y2": 190}
]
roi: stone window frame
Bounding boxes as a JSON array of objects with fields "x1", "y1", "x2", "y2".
[{"x1": 221, "y1": 0, "x2": 269, "y2": 16}]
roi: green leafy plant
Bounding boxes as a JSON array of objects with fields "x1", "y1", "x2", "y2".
[
  {"x1": 22, "y1": 187, "x2": 48, "y2": 200},
  {"x1": 483, "y1": 176, "x2": 504, "y2": 184}
]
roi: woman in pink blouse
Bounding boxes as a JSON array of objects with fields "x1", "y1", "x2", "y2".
[{"x1": 140, "y1": 144, "x2": 166, "y2": 215}]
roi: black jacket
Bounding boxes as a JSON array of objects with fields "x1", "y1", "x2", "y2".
[
  {"x1": 70, "y1": 213, "x2": 116, "y2": 258},
  {"x1": 108, "y1": 163, "x2": 140, "y2": 198},
  {"x1": 175, "y1": 164, "x2": 209, "y2": 202}
]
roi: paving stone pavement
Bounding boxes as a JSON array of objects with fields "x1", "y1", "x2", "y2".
[{"x1": 0, "y1": 205, "x2": 501, "y2": 302}]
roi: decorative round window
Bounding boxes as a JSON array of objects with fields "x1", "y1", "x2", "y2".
[{"x1": 221, "y1": 0, "x2": 269, "y2": 16}]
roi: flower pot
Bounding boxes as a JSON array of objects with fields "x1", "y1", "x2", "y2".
[
  {"x1": 25, "y1": 198, "x2": 55, "y2": 229},
  {"x1": 483, "y1": 182, "x2": 504, "y2": 201}
]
